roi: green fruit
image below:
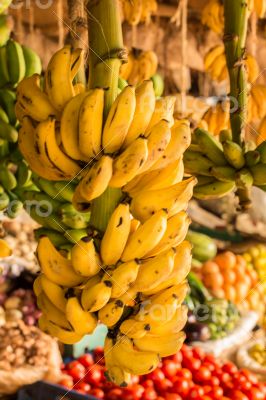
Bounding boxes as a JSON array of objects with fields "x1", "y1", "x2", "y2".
[
  {"x1": 186, "y1": 230, "x2": 217, "y2": 262},
  {"x1": 22, "y1": 45, "x2": 42, "y2": 77},
  {"x1": 151, "y1": 74, "x2": 164, "y2": 97}
]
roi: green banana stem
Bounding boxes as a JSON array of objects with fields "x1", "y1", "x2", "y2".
[
  {"x1": 87, "y1": 0, "x2": 126, "y2": 233},
  {"x1": 223, "y1": 0, "x2": 249, "y2": 145}
]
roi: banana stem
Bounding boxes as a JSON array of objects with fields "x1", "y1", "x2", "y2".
[
  {"x1": 87, "y1": 0, "x2": 126, "y2": 233},
  {"x1": 223, "y1": 0, "x2": 249, "y2": 145}
]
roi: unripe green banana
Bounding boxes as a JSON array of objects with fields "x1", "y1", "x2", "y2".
[
  {"x1": 194, "y1": 128, "x2": 227, "y2": 166},
  {"x1": 22, "y1": 45, "x2": 42, "y2": 77},
  {"x1": 0, "y1": 15, "x2": 11, "y2": 47},
  {"x1": 219, "y1": 129, "x2": 232, "y2": 144},
  {"x1": 0, "y1": 46, "x2": 9, "y2": 87},
  {"x1": 54, "y1": 182, "x2": 76, "y2": 202},
  {"x1": 223, "y1": 140, "x2": 245, "y2": 169},
  {"x1": 64, "y1": 229, "x2": 87, "y2": 244},
  {"x1": 151, "y1": 73, "x2": 164, "y2": 97},
  {"x1": 34, "y1": 228, "x2": 69, "y2": 247},
  {"x1": 194, "y1": 180, "x2": 236, "y2": 200},
  {"x1": 0, "y1": 89, "x2": 17, "y2": 125},
  {"x1": 245, "y1": 150, "x2": 260, "y2": 167},
  {"x1": 256, "y1": 141, "x2": 266, "y2": 163},
  {"x1": 0, "y1": 191, "x2": 9, "y2": 210},
  {"x1": 250, "y1": 164, "x2": 266, "y2": 185},
  {"x1": 118, "y1": 77, "x2": 128, "y2": 91},
  {"x1": 0, "y1": 120, "x2": 18, "y2": 142},
  {"x1": 211, "y1": 166, "x2": 236, "y2": 182},
  {"x1": 5, "y1": 199, "x2": 23, "y2": 219},
  {"x1": 184, "y1": 151, "x2": 214, "y2": 176},
  {"x1": 16, "y1": 160, "x2": 32, "y2": 188},
  {"x1": 0, "y1": 106, "x2": 9, "y2": 124},
  {"x1": 0, "y1": 164, "x2": 17, "y2": 190},
  {"x1": 22, "y1": 190, "x2": 61, "y2": 213},
  {"x1": 32, "y1": 175, "x2": 65, "y2": 201},
  {"x1": 196, "y1": 176, "x2": 216, "y2": 186},
  {"x1": 235, "y1": 168, "x2": 253, "y2": 189},
  {"x1": 26, "y1": 204, "x2": 67, "y2": 232},
  {"x1": 6, "y1": 39, "x2": 26, "y2": 85}
]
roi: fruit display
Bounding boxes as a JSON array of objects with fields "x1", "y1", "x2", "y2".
[
  {"x1": 204, "y1": 46, "x2": 259, "y2": 83},
  {"x1": 120, "y1": 0, "x2": 157, "y2": 25},
  {"x1": 120, "y1": 48, "x2": 159, "y2": 86},
  {"x1": 59, "y1": 345, "x2": 266, "y2": 399},
  {"x1": 15, "y1": 2, "x2": 195, "y2": 381},
  {"x1": 185, "y1": 273, "x2": 240, "y2": 341}
]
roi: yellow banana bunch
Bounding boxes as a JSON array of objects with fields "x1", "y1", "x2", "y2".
[
  {"x1": 121, "y1": 0, "x2": 157, "y2": 26},
  {"x1": 120, "y1": 49, "x2": 158, "y2": 85},
  {"x1": 0, "y1": 239, "x2": 12, "y2": 258},
  {"x1": 202, "y1": 101, "x2": 230, "y2": 136},
  {"x1": 201, "y1": 0, "x2": 224, "y2": 34},
  {"x1": 248, "y1": 85, "x2": 266, "y2": 123},
  {"x1": 204, "y1": 46, "x2": 259, "y2": 83}
]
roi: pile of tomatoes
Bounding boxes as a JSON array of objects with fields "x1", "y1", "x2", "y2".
[{"x1": 59, "y1": 345, "x2": 266, "y2": 400}]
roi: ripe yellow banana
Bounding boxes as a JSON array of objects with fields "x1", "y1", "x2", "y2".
[
  {"x1": 79, "y1": 88, "x2": 104, "y2": 159},
  {"x1": 16, "y1": 74, "x2": 59, "y2": 121},
  {"x1": 120, "y1": 51, "x2": 134, "y2": 80},
  {"x1": 37, "y1": 293, "x2": 70, "y2": 329},
  {"x1": 130, "y1": 176, "x2": 196, "y2": 222},
  {"x1": 33, "y1": 275, "x2": 42, "y2": 297},
  {"x1": 102, "y1": 86, "x2": 136, "y2": 153},
  {"x1": 103, "y1": 260, "x2": 140, "y2": 298},
  {"x1": 98, "y1": 299, "x2": 125, "y2": 327},
  {"x1": 132, "y1": 248, "x2": 176, "y2": 292},
  {"x1": 74, "y1": 156, "x2": 113, "y2": 205},
  {"x1": 45, "y1": 45, "x2": 76, "y2": 111},
  {"x1": 37, "y1": 237, "x2": 84, "y2": 287},
  {"x1": 100, "y1": 203, "x2": 131, "y2": 265},
  {"x1": 146, "y1": 96, "x2": 175, "y2": 132},
  {"x1": 121, "y1": 209, "x2": 168, "y2": 261},
  {"x1": 109, "y1": 137, "x2": 148, "y2": 188},
  {"x1": 138, "y1": 51, "x2": 158, "y2": 81},
  {"x1": 134, "y1": 331, "x2": 185, "y2": 357},
  {"x1": 81, "y1": 279, "x2": 112, "y2": 312},
  {"x1": 150, "y1": 305, "x2": 188, "y2": 335},
  {"x1": 123, "y1": 80, "x2": 156, "y2": 147},
  {"x1": 104, "y1": 336, "x2": 131, "y2": 386},
  {"x1": 119, "y1": 319, "x2": 151, "y2": 339},
  {"x1": 112, "y1": 335, "x2": 160, "y2": 376},
  {"x1": 40, "y1": 274, "x2": 67, "y2": 312},
  {"x1": 144, "y1": 211, "x2": 191, "y2": 257},
  {"x1": 149, "y1": 120, "x2": 191, "y2": 171},
  {"x1": 66, "y1": 297, "x2": 97, "y2": 335},
  {"x1": 60, "y1": 92, "x2": 89, "y2": 161},
  {"x1": 39, "y1": 315, "x2": 83, "y2": 344},
  {"x1": 71, "y1": 238, "x2": 101, "y2": 277}
]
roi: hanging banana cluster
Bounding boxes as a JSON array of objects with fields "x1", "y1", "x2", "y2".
[
  {"x1": 0, "y1": 38, "x2": 42, "y2": 217},
  {"x1": 120, "y1": 49, "x2": 158, "y2": 86},
  {"x1": 184, "y1": 127, "x2": 266, "y2": 203},
  {"x1": 17, "y1": 44, "x2": 196, "y2": 384},
  {"x1": 202, "y1": 101, "x2": 230, "y2": 136},
  {"x1": 201, "y1": 0, "x2": 264, "y2": 35},
  {"x1": 204, "y1": 45, "x2": 259, "y2": 84},
  {"x1": 247, "y1": 85, "x2": 266, "y2": 122},
  {"x1": 121, "y1": 0, "x2": 157, "y2": 25}
]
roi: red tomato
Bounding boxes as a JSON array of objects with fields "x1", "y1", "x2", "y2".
[
  {"x1": 239, "y1": 380, "x2": 252, "y2": 392},
  {"x1": 78, "y1": 353, "x2": 94, "y2": 368},
  {"x1": 172, "y1": 378, "x2": 190, "y2": 397},
  {"x1": 142, "y1": 388, "x2": 157, "y2": 400},
  {"x1": 122, "y1": 385, "x2": 144, "y2": 400},
  {"x1": 220, "y1": 372, "x2": 231, "y2": 385},
  {"x1": 89, "y1": 388, "x2": 105, "y2": 399},
  {"x1": 58, "y1": 377, "x2": 73, "y2": 389},
  {"x1": 146, "y1": 369, "x2": 165, "y2": 382},
  {"x1": 203, "y1": 385, "x2": 212, "y2": 394},
  {"x1": 192, "y1": 347, "x2": 205, "y2": 360},
  {"x1": 84, "y1": 366, "x2": 102, "y2": 385},
  {"x1": 247, "y1": 387, "x2": 265, "y2": 400},
  {"x1": 209, "y1": 386, "x2": 224, "y2": 398},
  {"x1": 67, "y1": 364, "x2": 86, "y2": 382},
  {"x1": 202, "y1": 361, "x2": 215, "y2": 372},
  {"x1": 229, "y1": 390, "x2": 249, "y2": 400},
  {"x1": 222, "y1": 362, "x2": 238, "y2": 374},
  {"x1": 201, "y1": 397, "x2": 212, "y2": 400},
  {"x1": 254, "y1": 383, "x2": 266, "y2": 395},
  {"x1": 74, "y1": 382, "x2": 91, "y2": 393},
  {"x1": 93, "y1": 347, "x2": 105, "y2": 365},
  {"x1": 66, "y1": 360, "x2": 84, "y2": 371},
  {"x1": 175, "y1": 368, "x2": 192, "y2": 380},
  {"x1": 106, "y1": 388, "x2": 123, "y2": 400},
  {"x1": 203, "y1": 354, "x2": 216, "y2": 364},
  {"x1": 171, "y1": 351, "x2": 183, "y2": 365},
  {"x1": 208, "y1": 376, "x2": 220, "y2": 386},
  {"x1": 240, "y1": 369, "x2": 258, "y2": 385},
  {"x1": 189, "y1": 385, "x2": 205, "y2": 399},
  {"x1": 131, "y1": 375, "x2": 140, "y2": 385},
  {"x1": 162, "y1": 360, "x2": 179, "y2": 378},
  {"x1": 194, "y1": 366, "x2": 212, "y2": 382},
  {"x1": 155, "y1": 378, "x2": 173, "y2": 393},
  {"x1": 165, "y1": 394, "x2": 182, "y2": 400},
  {"x1": 183, "y1": 356, "x2": 201, "y2": 371},
  {"x1": 141, "y1": 379, "x2": 154, "y2": 389}
]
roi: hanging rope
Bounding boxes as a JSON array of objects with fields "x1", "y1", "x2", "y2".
[{"x1": 57, "y1": 0, "x2": 64, "y2": 48}]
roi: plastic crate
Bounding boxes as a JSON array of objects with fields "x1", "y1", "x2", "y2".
[{"x1": 17, "y1": 381, "x2": 98, "y2": 400}]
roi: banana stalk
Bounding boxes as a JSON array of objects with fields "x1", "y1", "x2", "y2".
[{"x1": 87, "y1": 0, "x2": 126, "y2": 232}]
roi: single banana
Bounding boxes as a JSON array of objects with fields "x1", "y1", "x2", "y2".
[
  {"x1": 204, "y1": 45, "x2": 224, "y2": 70},
  {"x1": 37, "y1": 293, "x2": 70, "y2": 329},
  {"x1": 33, "y1": 275, "x2": 42, "y2": 296},
  {"x1": 119, "y1": 319, "x2": 151, "y2": 339},
  {"x1": 144, "y1": 211, "x2": 191, "y2": 257},
  {"x1": 71, "y1": 237, "x2": 101, "y2": 277},
  {"x1": 194, "y1": 128, "x2": 227, "y2": 166},
  {"x1": 211, "y1": 166, "x2": 236, "y2": 182},
  {"x1": 109, "y1": 137, "x2": 148, "y2": 188},
  {"x1": 98, "y1": 299, "x2": 125, "y2": 327},
  {"x1": 103, "y1": 260, "x2": 140, "y2": 298},
  {"x1": 0, "y1": 239, "x2": 12, "y2": 257},
  {"x1": 250, "y1": 164, "x2": 266, "y2": 185},
  {"x1": 130, "y1": 176, "x2": 196, "y2": 222},
  {"x1": 81, "y1": 279, "x2": 112, "y2": 312},
  {"x1": 121, "y1": 209, "x2": 168, "y2": 262},
  {"x1": 104, "y1": 336, "x2": 132, "y2": 386},
  {"x1": 66, "y1": 297, "x2": 97, "y2": 335},
  {"x1": 39, "y1": 274, "x2": 67, "y2": 312},
  {"x1": 134, "y1": 331, "x2": 185, "y2": 358},
  {"x1": 223, "y1": 140, "x2": 245, "y2": 169},
  {"x1": 101, "y1": 203, "x2": 132, "y2": 265},
  {"x1": 150, "y1": 305, "x2": 188, "y2": 335},
  {"x1": 37, "y1": 237, "x2": 84, "y2": 287},
  {"x1": 6, "y1": 39, "x2": 26, "y2": 84},
  {"x1": 145, "y1": 96, "x2": 175, "y2": 132},
  {"x1": 39, "y1": 315, "x2": 83, "y2": 344},
  {"x1": 79, "y1": 88, "x2": 104, "y2": 159},
  {"x1": 123, "y1": 80, "x2": 156, "y2": 147},
  {"x1": 194, "y1": 180, "x2": 236, "y2": 200},
  {"x1": 102, "y1": 86, "x2": 136, "y2": 153}
]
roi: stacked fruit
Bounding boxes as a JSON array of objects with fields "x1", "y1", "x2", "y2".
[
  {"x1": 121, "y1": 0, "x2": 157, "y2": 25},
  {"x1": 185, "y1": 273, "x2": 240, "y2": 342},
  {"x1": 0, "y1": 38, "x2": 42, "y2": 216},
  {"x1": 184, "y1": 127, "x2": 266, "y2": 202},
  {"x1": 59, "y1": 346, "x2": 266, "y2": 400},
  {"x1": 17, "y1": 45, "x2": 195, "y2": 384},
  {"x1": 120, "y1": 48, "x2": 159, "y2": 87},
  {"x1": 204, "y1": 46, "x2": 259, "y2": 84}
]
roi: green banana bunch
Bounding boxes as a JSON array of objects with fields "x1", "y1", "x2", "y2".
[{"x1": 184, "y1": 127, "x2": 266, "y2": 209}]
